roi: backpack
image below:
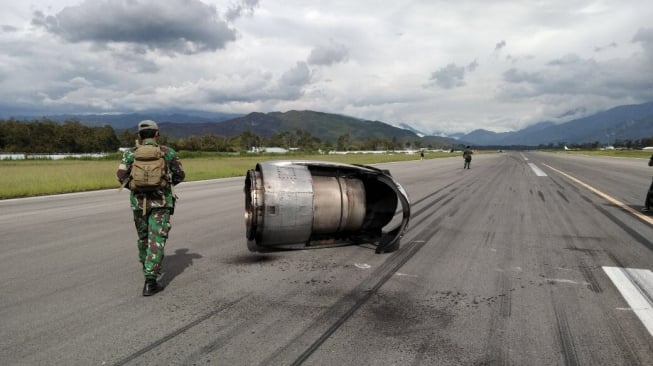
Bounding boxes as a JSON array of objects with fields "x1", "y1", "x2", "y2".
[{"x1": 128, "y1": 144, "x2": 168, "y2": 192}]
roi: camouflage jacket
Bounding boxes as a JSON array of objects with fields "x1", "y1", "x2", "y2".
[
  {"x1": 463, "y1": 149, "x2": 473, "y2": 160},
  {"x1": 116, "y1": 139, "x2": 185, "y2": 213}
]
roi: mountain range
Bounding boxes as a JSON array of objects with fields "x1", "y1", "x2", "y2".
[
  {"x1": 458, "y1": 101, "x2": 653, "y2": 146},
  {"x1": 15, "y1": 100, "x2": 653, "y2": 147}
]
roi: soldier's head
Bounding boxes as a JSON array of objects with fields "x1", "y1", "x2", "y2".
[{"x1": 138, "y1": 120, "x2": 159, "y2": 140}]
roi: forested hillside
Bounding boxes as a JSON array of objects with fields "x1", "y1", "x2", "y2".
[{"x1": 0, "y1": 118, "x2": 449, "y2": 153}]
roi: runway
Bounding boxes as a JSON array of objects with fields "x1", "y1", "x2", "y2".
[{"x1": 1, "y1": 151, "x2": 652, "y2": 365}]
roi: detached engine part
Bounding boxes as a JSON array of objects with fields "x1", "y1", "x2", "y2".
[{"x1": 244, "y1": 160, "x2": 410, "y2": 253}]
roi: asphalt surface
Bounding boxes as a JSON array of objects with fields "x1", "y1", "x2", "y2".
[{"x1": 1, "y1": 151, "x2": 652, "y2": 365}]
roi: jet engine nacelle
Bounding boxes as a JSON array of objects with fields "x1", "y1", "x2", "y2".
[{"x1": 244, "y1": 160, "x2": 410, "y2": 253}]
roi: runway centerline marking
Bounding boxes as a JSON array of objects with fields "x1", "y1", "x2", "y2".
[
  {"x1": 543, "y1": 164, "x2": 653, "y2": 226},
  {"x1": 603, "y1": 267, "x2": 653, "y2": 338}
]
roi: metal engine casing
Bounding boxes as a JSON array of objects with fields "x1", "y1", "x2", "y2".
[{"x1": 244, "y1": 160, "x2": 410, "y2": 253}]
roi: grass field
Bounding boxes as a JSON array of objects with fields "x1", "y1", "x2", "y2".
[
  {"x1": 2, "y1": 149, "x2": 650, "y2": 199},
  {"x1": 553, "y1": 149, "x2": 653, "y2": 158},
  {"x1": 0, "y1": 151, "x2": 453, "y2": 199}
]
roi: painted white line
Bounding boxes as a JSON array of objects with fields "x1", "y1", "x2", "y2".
[
  {"x1": 528, "y1": 163, "x2": 548, "y2": 177},
  {"x1": 395, "y1": 272, "x2": 419, "y2": 278},
  {"x1": 543, "y1": 164, "x2": 653, "y2": 226},
  {"x1": 603, "y1": 267, "x2": 653, "y2": 338},
  {"x1": 544, "y1": 278, "x2": 589, "y2": 286}
]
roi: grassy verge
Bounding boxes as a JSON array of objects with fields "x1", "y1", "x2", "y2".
[
  {"x1": 549, "y1": 149, "x2": 653, "y2": 158},
  {"x1": 5, "y1": 149, "x2": 645, "y2": 200},
  {"x1": 0, "y1": 151, "x2": 453, "y2": 199}
]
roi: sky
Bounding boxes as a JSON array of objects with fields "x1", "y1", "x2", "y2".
[{"x1": 1, "y1": 0, "x2": 652, "y2": 135}]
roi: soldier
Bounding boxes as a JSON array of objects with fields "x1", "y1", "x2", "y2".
[
  {"x1": 117, "y1": 120, "x2": 185, "y2": 296},
  {"x1": 643, "y1": 153, "x2": 653, "y2": 213},
  {"x1": 463, "y1": 146, "x2": 473, "y2": 169}
]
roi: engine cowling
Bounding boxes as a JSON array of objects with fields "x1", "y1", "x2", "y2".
[{"x1": 244, "y1": 160, "x2": 410, "y2": 253}]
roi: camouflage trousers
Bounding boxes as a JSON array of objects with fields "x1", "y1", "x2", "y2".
[{"x1": 133, "y1": 208, "x2": 172, "y2": 279}]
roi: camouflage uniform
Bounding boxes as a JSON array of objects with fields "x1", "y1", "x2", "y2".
[
  {"x1": 117, "y1": 139, "x2": 185, "y2": 280},
  {"x1": 645, "y1": 154, "x2": 653, "y2": 212},
  {"x1": 463, "y1": 147, "x2": 473, "y2": 169}
]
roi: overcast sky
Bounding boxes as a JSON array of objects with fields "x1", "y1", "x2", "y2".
[{"x1": 1, "y1": 0, "x2": 652, "y2": 134}]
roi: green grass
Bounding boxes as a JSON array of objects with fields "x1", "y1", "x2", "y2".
[
  {"x1": 3, "y1": 149, "x2": 649, "y2": 199},
  {"x1": 551, "y1": 149, "x2": 653, "y2": 158},
  {"x1": 0, "y1": 151, "x2": 453, "y2": 199}
]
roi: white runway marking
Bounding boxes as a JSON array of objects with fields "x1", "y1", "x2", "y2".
[
  {"x1": 395, "y1": 272, "x2": 419, "y2": 278},
  {"x1": 544, "y1": 278, "x2": 589, "y2": 286},
  {"x1": 603, "y1": 267, "x2": 653, "y2": 338},
  {"x1": 528, "y1": 163, "x2": 548, "y2": 176}
]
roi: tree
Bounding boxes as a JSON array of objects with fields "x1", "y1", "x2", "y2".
[
  {"x1": 336, "y1": 133, "x2": 350, "y2": 150},
  {"x1": 238, "y1": 130, "x2": 260, "y2": 151}
]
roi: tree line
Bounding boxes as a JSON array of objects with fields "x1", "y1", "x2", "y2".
[
  {"x1": 1, "y1": 118, "x2": 442, "y2": 153},
  {"x1": 0, "y1": 119, "x2": 120, "y2": 153},
  {"x1": 537, "y1": 138, "x2": 653, "y2": 150},
  {"x1": 5, "y1": 118, "x2": 650, "y2": 154}
]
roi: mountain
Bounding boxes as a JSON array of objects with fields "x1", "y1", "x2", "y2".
[
  {"x1": 13, "y1": 100, "x2": 651, "y2": 147},
  {"x1": 397, "y1": 123, "x2": 426, "y2": 137},
  {"x1": 460, "y1": 101, "x2": 653, "y2": 146},
  {"x1": 156, "y1": 110, "x2": 451, "y2": 145}
]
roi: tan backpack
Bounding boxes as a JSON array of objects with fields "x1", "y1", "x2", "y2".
[{"x1": 128, "y1": 144, "x2": 168, "y2": 192}]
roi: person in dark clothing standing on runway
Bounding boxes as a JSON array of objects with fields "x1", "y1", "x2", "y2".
[
  {"x1": 463, "y1": 146, "x2": 473, "y2": 169},
  {"x1": 642, "y1": 153, "x2": 653, "y2": 213}
]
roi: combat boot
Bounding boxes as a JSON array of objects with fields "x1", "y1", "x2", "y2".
[{"x1": 142, "y1": 278, "x2": 164, "y2": 296}]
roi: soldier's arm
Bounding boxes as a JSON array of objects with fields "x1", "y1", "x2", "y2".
[
  {"x1": 168, "y1": 150, "x2": 185, "y2": 185},
  {"x1": 116, "y1": 151, "x2": 133, "y2": 184}
]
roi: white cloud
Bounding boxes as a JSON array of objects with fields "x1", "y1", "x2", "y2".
[
  {"x1": 0, "y1": 0, "x2": 652, "y2": 134},
  {"x1": 31, "y1": 0, "x2": 237, "y2": 54}
]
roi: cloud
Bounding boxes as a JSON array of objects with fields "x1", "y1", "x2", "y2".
[
  {"x1": 633, "y1": 27, "x2": 653, "y2": 59},
  {"x1": 31, "y1": 0, "x2": 237, "y2": 54},
  {"x1": 1, "y1": 25, "x2": 18, "y2": 33},
  {"x1": 2, "y1": 1, "x2": 653, "y2": 134},
  {"x1": 467, "y1": 59, "x2": 479, "y2": 72},
  {"x1": 429, "y1": 63, "x2": 467, "y2": 89},
  {"x1": 225, "y1": 0, "x2": 260, "y2": 22},
  {"x1": 594, "y1": 42, "x2": 617, "y2": 52},
  {"x1": 502, "y1": 68, "x2": 542, "y2": 84},
  {"x1": 307, "y1": 41, "x2": 349, "y2": 66},
  {"x1": 277, "y1": 62, "x2": 312, "y2": 99},
  {"x1": 498, "y1": 47, "x2": 653, "y2": 122}
]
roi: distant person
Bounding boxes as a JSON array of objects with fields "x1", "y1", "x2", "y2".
[
  {"x1": 463, "y1": 146, "x2": 473, "y2": 169},
  {"x1": 420, "y1": 150, "x2": 424, "y2": 160},
  {"x1": 643, "y1": 153, "x2": 653, "y2": 213},
  {"x1": 117, "y1": 120, "x2": 185, "y2": 296}
]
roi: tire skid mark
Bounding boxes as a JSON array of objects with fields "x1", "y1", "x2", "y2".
[
  {"x1": 540, "y1": 247, "x2": 581, "y2": 366},
  {"x1": 183, "y1": 305, "x2": 269, "y2": 365},
  {"x1": 112, "y1": 294, "x2": 251, "y2": 366},
  {"x1": 483, "y1": 245, "x2": 513, "y2": 364},
  {"x1": 578, "y1": 264, "x2": 603, "y2": 293},
  {"x1": 578, "y1": 194, "x2": 653, "y2": 252},
  {"x1": 557, "y1": 190, "x2": 570, "y2": 203},
  {"x1": 262, "y1": 215, "x2": 446, "y2": 366},
  {"x1": 547, "y1": 175, "x2": 646, "y2": 365},
  {"x1": 552, "y1": 298, "x2": 580, "y2": 366}
]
